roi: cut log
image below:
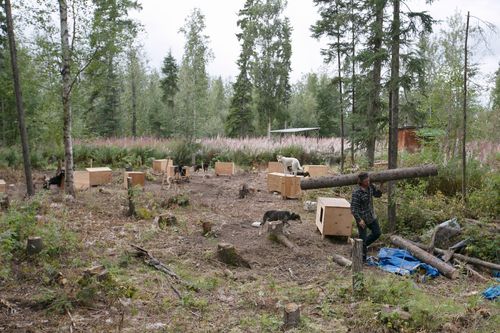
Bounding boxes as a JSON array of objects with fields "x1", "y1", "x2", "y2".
[
  {"x1": 217, "y1": 243, "x2": 251, "y2": 268},
  {"x1": 332, "y1": 254, "x2": 352, "y2": 267},
  {"x1": 300, "y1": 165, "x2": 438, "y2": 190},
  {"x1": 283, "y1": 303, "x2": 300, "y2": 329},
  {"x1": 351, "y1": 238, "x2": 364, "y2": 295},
  {"x1": 26, "y1": 237, "x2": 43, "y2": 255},
  {"x1": 410, "y1": 241, "x2": 500, "y2": 272},
  {"x1": 267, "y1": 221, "x2": 299, "y2": 253},
  {"x1": 390, "y1": 235, "x2": 459, "y2": 279}
]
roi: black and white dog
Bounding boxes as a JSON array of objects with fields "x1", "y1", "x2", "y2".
[
  {"x1": 43, "y1": 170, "x2": 65, "y2": 189},
  {"x1": 260, "y1": 210, "x2": 301, "y2": 231}
]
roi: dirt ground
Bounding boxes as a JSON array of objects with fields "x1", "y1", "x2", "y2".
[{"x1": 0, "y1": 168, "x2": 497, "y2": 332}]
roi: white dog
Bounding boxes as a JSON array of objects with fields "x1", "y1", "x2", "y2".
[{"x1": 277, "y1": 155, "x2": 303, "y2": 175}]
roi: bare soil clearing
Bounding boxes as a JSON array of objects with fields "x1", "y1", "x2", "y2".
[{"x1": 0, "y1": 169, "x2": 497, "y2": 332}]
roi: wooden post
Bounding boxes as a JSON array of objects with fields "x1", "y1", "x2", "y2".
[
  {"x1": 27, "y1": 237, "x2": 43, "y2": 255},
  {"x1": 127, "y1": 177, "x2": 135, "y2": 217},
  {"x1": 351, "y1": 238, "x2": 364, "y2": 295},
  {"x1": 390, "y1": 235, "x2": 459, "y2": 279},
  {"x1": 283, "y1": 303, "x2": 300, "y2": 329}
]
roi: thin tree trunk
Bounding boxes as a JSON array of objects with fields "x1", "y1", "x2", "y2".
[
  {"x1": 131, "y1": 54, "x2": 137, "y2": 138},
  {"x1": 350, "y1": 0, "x2": 356, "y2": 166},
  {"x1": 59, "y1": 0, "x2": 75, "y2": 197},
  {"x1": 387, "y1": 0, "x2": 400, "y2": 232},
  {"x1": 366, "y1": 1, "x2": 384, "y2": 167},
  {"x1": 337, "y1": 33, "x2": 344, "y2": 173},
  {"x1": 4, "y1": 0, "x2": 34, "y2": 196},
  {"x1": 462, "y1": 11, "x2": 470, "y2": 204}
]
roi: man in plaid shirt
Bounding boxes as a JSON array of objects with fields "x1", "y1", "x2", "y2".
[{"x1": 351, "y1": 172, "x2": 382, "y2": 261}]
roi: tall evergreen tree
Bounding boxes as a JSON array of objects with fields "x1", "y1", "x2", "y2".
[
  {"x1": 176, "y1": 8, "x2": 212, "y2": 139},
  {"x1": 225, "y1": 0, "x2": 257, "y2": 137}
]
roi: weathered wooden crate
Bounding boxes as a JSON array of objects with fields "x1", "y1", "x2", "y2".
[
  {"x1": 315, "y1": 197, "x2": 352, "y2": 238},
  {"x1": 303, "y1": 165, "x2": 328, "y2": 177},
  {"x1": 268, "y1": 161, "x2": 284, "y2": 173},
  {"x1": 267, "y1": 172, "x2": 303, "y2": 199},
  {"x1": 215, "y1": 162, "x2": 235, "y2": 176},
  {"x1": 74, "y1": 167, "x2": 112, "y2": 190},
  {"x1": 0, "y1": 179, "x2": 6, "y2": 193},
  {"x1": 123, "y1": 171, "x2": 145, "y2": 188},
  {"x1": 153, "y1": 159, "x2": 173, "y2": 173}
]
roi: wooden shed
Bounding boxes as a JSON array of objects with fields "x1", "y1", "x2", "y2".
[{"x1": 397, "y1": 127, "x2": 420, "y2": 153}]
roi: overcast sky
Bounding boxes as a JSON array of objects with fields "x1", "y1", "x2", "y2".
[{"x1": 130, "y1": 0, "x2": 499, "y2": 84}]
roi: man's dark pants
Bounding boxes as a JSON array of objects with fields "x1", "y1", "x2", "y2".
[{"x1": 356, "y1": 218, "x2": 381, "y2": 260}]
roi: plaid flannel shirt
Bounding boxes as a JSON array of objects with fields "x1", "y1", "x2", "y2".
[{"x1": 351, "y1": 184, "x2": 382, "y2": 224}]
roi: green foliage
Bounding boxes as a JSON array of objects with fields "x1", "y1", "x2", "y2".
[
  {"x1": 0, "y1": 195, "x2": 77, "y2": 279},
  {"x1": 77, "y1": 272, "x2": 137, "y2": 307}
]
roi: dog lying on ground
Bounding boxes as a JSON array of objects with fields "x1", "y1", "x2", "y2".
[
  {"x1": 43, "y1": 170, "x2": 65, "y2": 189},
  {"x1": 287, "y1": 166, "x2": 310, "y2": 177},
  {"x1": 193, "y1": 162, "x2": 209, "y2": 172},
  {"x1": 277, "y1": 155, "x2": 303, "y2": 175},
  {"x1": 260, "y1": 210, "x2": 301, "y2": 228}
]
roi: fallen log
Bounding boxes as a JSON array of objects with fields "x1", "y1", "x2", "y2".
[
  {"x1": 300, "y1": 165, "x2": 438, "y2": 190},
  {"x1": 331, "y1": 254, "x2": 352, "y2": 267},
  {"x1": 410, "y1": 241, "x2": 500, "y2": 272},
  {"x1": 390, "y1": 235, "x2": 459, "y2": 279}
]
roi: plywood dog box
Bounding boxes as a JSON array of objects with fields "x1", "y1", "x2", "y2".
[
  {"x1": 303, "y1": 165, "x2": 328, "y2": 177},
  {"x1": 267, "y1": 172, "x2": 303, "y2": 199},
  {"x1": 315, "y1": 197, "x2": 353, "y2": 238},
  {"x1": 215, "y1": 162, "x2": 235, "y2": 176},
  {"x1": 153, "y1": 159, "x2": 173, "y2": 173},
  {"x1": 268, "y1": 161, "x2": 283, "y2": 173},
  {"x1": 123, "y1": 171, "x2": 145, "y2": 188},
  {"x1": 74, "y1": 167, "x2": 112, "y2": 190},
  {"x1": 0, "y1": 179, "x2": 6, "y2": 193}
]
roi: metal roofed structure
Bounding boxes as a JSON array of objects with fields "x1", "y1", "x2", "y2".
[{"x1": 269, "y1": 127, "x2": 320, "y2": 143}]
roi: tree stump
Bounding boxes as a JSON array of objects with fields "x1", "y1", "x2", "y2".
[
  {"x1": 351, "y1": 238, "x2": 364, "y2": 295},
  {"x1": 201, "y1": 221, "x2": 212, "y2": 235},
  {"x1": 127, "y1": 177, "x2": 135, "y2": 217},
  {"x1": 27, "y1": 237, "x2": 43, "y2": 255},
  {"x1": 0, "y1": 195, "x2": 9, "y2": 211},
  {"x1": 217, "y1": 243, "x2": 251, "y2": 268},
  {"x1": 83, "y1": 265, "x2": 109, "y2": 281},
  {"x1": 155, "y1": 213, "x2": 177, "y2": 229},
  {"x1": 283, "y1": 303, "x2": 300, "y2": 329},
  {"x1": 267, "y1": 221, "x2": 299, "y2": 253}
]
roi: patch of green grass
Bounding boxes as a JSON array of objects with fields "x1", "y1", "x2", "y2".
[{"x1": 181, "y1": 292, "x2": 209, "y2": 312}]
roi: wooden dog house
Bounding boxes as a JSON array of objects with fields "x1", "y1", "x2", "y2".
[
  {"x1": 153, "y1": 159, "x2": 173, "y2": 173},
  {"x1": 303, "y1": 165, "x2": 328, "y2": 177},
  {"x1": 74, "y1": 167, "x2": 112, "y2": 190},
  {"x1": 123, "y1": 171, "x2": 145, "y2": 188},
  {"x1": 267, "y1": 172, "x2": 303, "y2": 199},
  {"x1": 315, "y1": 197, "x2": 353, "y2": 239},
  {"x1": 215, "y1": 162, "x2": 235, "y2": 176},
  {"x1": 267, "y1": 161, "x2": 284, "y2": 173},
  {"x1": 0, "y1": 179, "x2": 6, "y2": 193}
]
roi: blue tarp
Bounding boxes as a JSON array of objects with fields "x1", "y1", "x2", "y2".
[
  {"x1": 367, "y1": 248, "x2": 440, "y2": 278},
  {"x1": 482, "y1": 285, "x2": 500, "y2": 301}
]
